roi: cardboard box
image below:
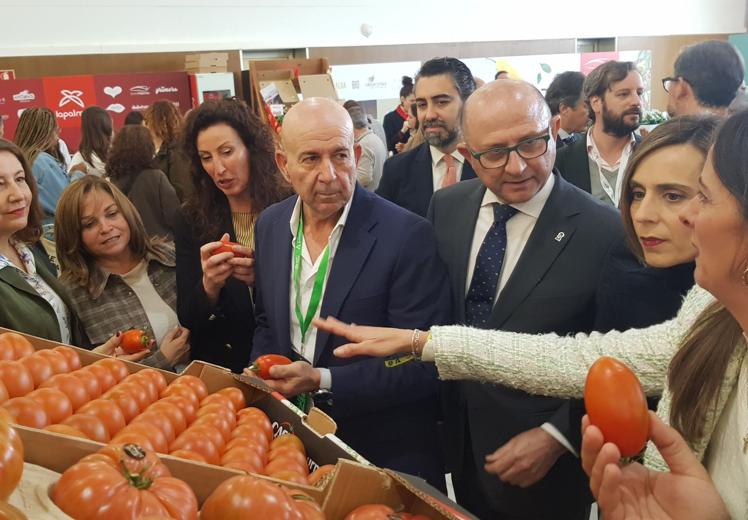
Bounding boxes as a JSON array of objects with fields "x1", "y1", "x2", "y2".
[{"x1": 185, "y1": 53, "x2": 229, "y2": 73}]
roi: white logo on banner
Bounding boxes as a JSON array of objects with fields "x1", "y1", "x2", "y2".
[
  {"x1": 106, "y1": 103, "x2": 126, "y2": 113},
  {"x1": 130, "y1": 85, "x2": 149, "y2": 96},
  {"x1": 155, "y1": 86, "x2": 178, "y2": 94},
  {"x1": 59, "y1": 90, "x2": 84, "y2": 108},
  {"x1": 104, "y1": 86, "x2": 122, "y2": 98},
  {"x1": 12, "y1": 90, "x2": 35, "y2": 102}
]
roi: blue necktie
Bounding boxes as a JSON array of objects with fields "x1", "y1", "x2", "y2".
[{"x1": 465, "y1": 203, "x2": 518, "y2": 327}]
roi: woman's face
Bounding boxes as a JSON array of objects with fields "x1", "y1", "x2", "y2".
[
  {"x1": 401, "y1": 93, "x2": 415, "y2": 110},
  {"x1": 629, "y1": 144, "x2": 704, "y2": 268},
  {"x1": 79, "y1": 190, "x2": 131, "y2": 263},
  {"x1": 0, "y1": 151, "x2": 32, "y2": 239},
  {"x1": 680, "y1": 151, "x2": 748, "y2": 296},
  {"x1": 196, "y1": 123, "x2": 250, "y2": 202}
]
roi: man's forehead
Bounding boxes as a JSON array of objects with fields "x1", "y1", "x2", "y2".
[
  {"x1": 415, "y1": 74, "x2": 459, "y2": 98},
  {"x1": 285, "y1": 125, "x2": 352, "y2": 153},
  {"x1": 609, "y1": 70, "x2": 644, "y2": 91}
]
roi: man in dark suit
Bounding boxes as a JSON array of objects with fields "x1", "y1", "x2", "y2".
[
  {"x1": 249, "y1": 97, "x2": 452, "y2": 489},
  {"x1": 544, "y1": 71, "x2": 588, "y2": 149},
  {"x1": 377, "y1": 57, "x2": 477, "y2": 217},
  {"x1": 555, "y1": 60, "x2": 643, "y2": 206},
  {"x1": 429, "y1": 80, "x2": 623, "y2": 519}
]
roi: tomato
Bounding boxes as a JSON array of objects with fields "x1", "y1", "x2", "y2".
[
  {"x1": 26, "y1": 388, "x2": 73, "y2": 424},
  {"x1": 0, "y1": 381, "x2": 8, "y2": 406},
  {"x1": 2, "y1": 396, "x2": 49, "y2": 428},
  {"x1": 265, "y1": 456, "x2": 308, "y2": 477},
  {"x1": 248, "y1": 354, "x2": 292, "y2": 379},
  {"x1": 113, "y1": 381, "x2": 151, "y2": 412},
  {"x1": 197, "y1": 403, "x2": 236, "y2": 428},
  {"x1": 271, "y1": 433, "x2": 306, "y2": 455},
  {"x1": 82, "y1": 364, "x2": 117, "y2": 393},
  {"x1": 267, "y1": 469, "x2": 308, "y2": 485},
  {"x1": 52, "y1": 346, "x2": 81, "y2": 371},
  {"x1": 170, "y1": 430, "x2": 221, "y2": 465},
  {"x1": 169, "y1": 375, "x2": 208, "y2": 402},
  {"x1": 183, "y1": 423, "x2": 224, "y2": 452},
  {"x1": 124, "y1": 372, "x2": 159, "y2": 403},
  {"x1": 132, "y1": 411, "x2": 176, "y2": 444},
  {"x1": 307, "y1": 464, "x2": 335, "y2": 486},
  {"x1": 344, "y1": 504, "x2": 396, "y2": 520},
  {"x1": 237, "y1": 414, "x2": 273, "y2": 443},
  {"x1": 584, "y1": 356, "x2": 649, "y2": 458},
  {"x1": 78, "y1": 399, "x2": 127, "y2": 437},
  {"x1": 200, "y1": 393, "x2": 235, "y2": 412},
  {"x1": 200, "y1": 475, "x2": 301, "y2": 520},
  {"x1": 102, "y1": 386, "x2": 140, "y2": 423},
  {"x1": 18, "y1": 355, "x2": 53, "y2": 389},
  {"x1": 158, "y1": 395, "x2": 197, "y2": 423},
  {"x1": 211, "y1": 239, "x2": 248, "y2": 258},
  {"x1": 216, "y1": 387, "x2": 246, "y2": 412},
  {"x1": 144, "y1": 402, "x2": 187, "y2": 436},
  {"x1": 169, "y1": 449, "x2": 207, "y2": 463},
  {"x1": 224, "y1": 435, "x2": 268, "y2": 455},
  {"x1": 192, "y1": 413, "x2": 233, "y2": 442},
  {"x1": 44, "y1": 423, "x2": 88, "y2": 439},
  {"x1": 220, "y1": 445, "x2": 265, "y2": 472},
  {"x1": 269, "y1": 446, "x2": 308, "y2": 468},
  {"x1": 160, "y1": 383, "x2": 199, "y2": 409},
  {"x1": 40, "y1": 373, "x2": 90, "y2": 411},
  {"x1": 222, "y1": 460, "x2": 266, "y2": 475},
  {"x1": 34, "y1": 349, "x2": 69, "y2": 374},
  {"x1": 62, "y1": 413, "x2": 110, "y2": 442},
  {"x1": 0, "y1": 332, "x2": 34, "y2": 360},
  {"x1": 111, "y1": 431, "x2": 155, "y2": 452},
  {"x1": 121, "y1": 329, "x2": 151, "y2": 354},
  {"x1": 52, "y1": 443, "x2": 198, "y2": 520},
  {"x1": 119, "y1": 422, "x2": 169, "y2": 454},
  {"x1": 0, "y1": 412, "x2": 23, "y2": 500},
  {"x1": 93, "y1": 358, "x2": 129, "y2": 383},
  {"x1": 0, "y1": 360, "x2": 34, "y2": 398},
  {"x1": 231, "y1": 424, "x2": 270, "y2": 450},
  {"x1": 287, "y1": 491, "x2": 326, "y2": 520},
  {"x1": 136, "y1": 368, "x2": 167, "y2": 393},
  {"x1": 236, "y1": 407, "x2": 270, "y2": 423}
]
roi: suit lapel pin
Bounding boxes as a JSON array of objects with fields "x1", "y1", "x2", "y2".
[{"x1": 554, "y1": 232, "x2": 565, "y2": 242}]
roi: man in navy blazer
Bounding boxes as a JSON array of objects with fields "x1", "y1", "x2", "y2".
[{"x1": 250, "y1": 98, "x2": 452, "y2": 489}]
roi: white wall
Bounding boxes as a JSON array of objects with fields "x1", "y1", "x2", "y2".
[{"x1": 2, "y1": 0, "x2": 745, "y2": 57}]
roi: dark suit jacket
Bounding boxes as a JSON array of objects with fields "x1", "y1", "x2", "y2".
[
  {"x1": 174, "y1": 203, "x2": 255, "y2": 373},
  {"x1": 554, "y1": 132, "x2": 641, "y2": 193},
  {"x1": 251, "y1": 185, "x2": 452, "y2": 487},
  {"x1": 377, "y1": 143, "x2": 477, "y2": 217},
  {"x1": 428, "y1": 174, "x2": 623, "y2": 518}
]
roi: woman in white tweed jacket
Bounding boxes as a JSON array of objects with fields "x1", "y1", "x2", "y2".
[{"x1": 316, "y1": 110, "x2": 748, "y2": 518}]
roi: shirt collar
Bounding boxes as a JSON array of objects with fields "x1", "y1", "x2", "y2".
[
  {"x1": 558, "y1": 128, "x2": 572, "y2": 140},
  {"x1": 0, "y1": 241, "x2": 36, "y2": 275},
  {"x1": 430, "y1": 146, "x2": 464, "y2": 167},
  {"x1": 289, "y1": 193, "x2": 354, "y2": 240},
  {"x1": 481, "y1": 172, "x2": 556, "y2": 219},
  {"x1": 586, "y1": 127, "x2": 636, "y2": 167},
  {"x1": 89, "y1": 248, "x2": 174, "y2": 299}
]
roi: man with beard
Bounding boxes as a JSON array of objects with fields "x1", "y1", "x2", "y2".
[
  {"x1": 376, "y1": 57, "x2": 477, "y2": 217},
  {"x1": 554, "y1": 61, "x2": 643, "y2": 206}
]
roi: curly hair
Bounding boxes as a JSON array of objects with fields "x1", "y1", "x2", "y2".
[
  {"x1": 0, "y1": 139, "x2": 43, "y2": 243},
  {"x1": 14, "y1": 107, "x2": 59, "y2": 166},
  {"x1": 143, "y1": 101, "x2": 183, "y2": 146},
  {"x1": 181, "y1": 98, "x2": 288, "y2": 241},
  {"x1": 105, "y1": 125, "x2": 156, "y2": 181},
  {"x1": 79, "y1": 106, "x2": 112, "y2": 166}
]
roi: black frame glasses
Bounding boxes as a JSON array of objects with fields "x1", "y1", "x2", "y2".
[
  {"x1": 662, "y1": 76, "x2": 687, "y2": 93},
  {"x1": 469, "y1": 129, "x2": 551, "y2": 169}
]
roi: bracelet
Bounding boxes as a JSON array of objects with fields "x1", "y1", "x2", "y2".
[{"x1": 411, "y1": 329, "x2": 423, "y2": 359}]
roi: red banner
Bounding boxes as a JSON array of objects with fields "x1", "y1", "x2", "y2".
[
  {"x1": 0, "y1": 79, "x2": 45, "y2": 142},
  {"x1": 580, "y1": 52, "x2": 620, "y2": 76}
]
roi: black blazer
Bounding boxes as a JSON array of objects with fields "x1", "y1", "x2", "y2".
[
  {"x1": 376, "y1": 143, "x2": 477, "y2": 218},
  {"x1": 428, "y1": 174, "x2": 623, "y2": 518},
  {"x1": 173, "y1": 204, "x2": 255, "y2": 373}
]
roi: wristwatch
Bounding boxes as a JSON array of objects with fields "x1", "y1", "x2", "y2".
[{"x1": 312, "y1": 389, "x2": 333, "y2": 408}]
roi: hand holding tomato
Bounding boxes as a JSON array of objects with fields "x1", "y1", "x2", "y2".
[
  {"x1": 200, "y1": 233, "x2": 238, "y2": 303},
  {"x1": 581, "y1": 411, "x2": 729, "y2": 520},
  {"x1": 483, "y1": 427, "x2": 566, "y2": 487},
  {"x1": 92, "y1": 333, "x2": 150, "y2": 363},
  {"x1": 245, "y1": 360, "x2": 320, "y2": 397},
  {"x1": 246, "y1": 354, "x2": 292, "y2": 379},
  {"x1": 228, "y1": 247, "x2": 255, "y2": 287}
]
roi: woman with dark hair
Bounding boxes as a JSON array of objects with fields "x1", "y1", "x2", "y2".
[
  {"x1": 175, "y1": 98, "x2": 288, "y2": 372},
  {"x1": 143, "y1": 101, "x2": 192, "y2": 202},
  {"x1": 397, "y1": 102, "x2": 423, "y2": 154},
  {"x1": 383, "y1": 76, "x2": 415, "y2": 154},
  {"x1": 55, "y1": 176, "x2": 189, "y2": 371},
  {"x1": 70, "y1": 106, "x2": 112, "y2": 177},
  {"x1": 106, "y1": 125, "x2": 179, "y2": 241}
]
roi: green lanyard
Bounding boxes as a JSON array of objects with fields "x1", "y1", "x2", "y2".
[{"x1": 293, "y1": 209, "x2": 331, "y2": 344}]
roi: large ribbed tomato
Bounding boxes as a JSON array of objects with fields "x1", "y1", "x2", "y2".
[
  {"x1": 51, "y1": 443, "x2": 198, "y2": 520},
  {"x1": 0, "y1": 332, "x2": 34, "y2": 360},
  {"x1": 344, "y1": 504, "x2": 395, "y2": 520},
  {"x1": 200, "y1": 475, "x2": 302, "y2": 520},
  {"x1": 584, "y1": 356, "x2": 649, "y2": 458},
  {"x1": 0, "y1": 409, "x2": 23, "y2": 500}
]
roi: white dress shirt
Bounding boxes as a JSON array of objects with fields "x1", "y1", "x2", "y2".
[
  {"x1": 288, "y1": 196, "x2": 353, "y2": 390},
  {"x1": 586, "y1": 129, "x2": 636, "y2": 206},
  {"x1": 430, "y1": 146, "x2": 464, "y2": 192}
]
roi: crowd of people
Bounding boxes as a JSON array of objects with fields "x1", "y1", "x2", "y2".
[{"x1": 0, "y1": 38, "x2": 746, "y2": 520}]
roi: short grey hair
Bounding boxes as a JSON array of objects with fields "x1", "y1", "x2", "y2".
[{"x1": 345, "y1": 105, "x2": 369, "y2": 129}]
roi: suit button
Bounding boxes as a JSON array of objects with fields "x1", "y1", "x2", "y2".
[
  {"x1": 208, "y1": 314, "x2": 217, "y2": 321},
  {"x1": 224, "y1": 343, "x2": 232, "y2": 349}
]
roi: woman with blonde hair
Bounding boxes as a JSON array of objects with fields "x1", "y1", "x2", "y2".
[
  {"x1": 143, "y1": 100, "x2": 192, "y2": 201},
  {"x1": 55, "y1": 176, "x2": 189, "y2": 371}
]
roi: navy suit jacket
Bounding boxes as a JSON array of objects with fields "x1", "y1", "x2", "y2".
[
  {"x1": 377, "y1": 142, "x2": 477, "y2": 217},
  {"x1": 251, "y1": 185, "x2": 452, "y2": 486}
]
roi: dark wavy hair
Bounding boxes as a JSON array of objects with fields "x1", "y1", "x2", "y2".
[
  {"x1": 180, "y1": 98, "x2": 287, "y2": 241},
  {"x1": 143, "y1": 101, "x2": 183, "y2": 146},
  {"x1": 416, "y1": 58, "x2": 476, "y2": 101},
  {"x1": 79, "y1": 106, "x2": 112, "y2": 166},
  {"x1": 105, "y1": 125, "x2": 156, "y2": 181},
  {"x1": 0, "y1": 139, "x2": 43, "y2": 243}
]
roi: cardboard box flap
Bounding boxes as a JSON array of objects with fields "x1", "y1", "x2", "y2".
[
  {"x1": 384, "y1": 469, "x2": 477, "y2": 520},
  {"x1": 306, "y1": 407, "x2": 335, "y2": 436}
]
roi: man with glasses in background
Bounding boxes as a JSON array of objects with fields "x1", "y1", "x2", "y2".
[
  {"x1": 663, "y1": 40, "x2": 745, "y2": 117},
  {"x1": 428, "y1": 79, "x2": 623, "y2": 519}
]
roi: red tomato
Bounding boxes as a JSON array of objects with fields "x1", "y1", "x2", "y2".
[
  {"x1": 169, "y1": 449, "x2": 207, "y2": 464},
  {"x1": 34, "y1": 350, "x2": 69, "y2": 374},
  {"x1": 267, "y1": 469, "x2": 308, "y2": 485},
  {"x1": 124, "y1": 372, "x2": 159, "y2": 403},
  {"x1": 224, "y1": 436, "x2": 268, "y2": 456},
  {"x1": 0, "y1": 361, "x2": 34, "y2": 398},
  {"x1": 110, "y1": 431, "x2": 154, "y2": 452},
  {"x1": 52, "y1": 346, "x2": 81, "y2": 371},
  {"x1": 231, "y1": 424, "x2": 270, "y2": 450},
  {"x1": 236, "y1": 413, "x2": 273, "y2": 443},
  {"x1": 265, "y1": 456, "x2": 308, "y2": 477},
  {"x1": 120, "y1": 329, "x2": 151, "y2": 354},
  {"x1": 93, "y1": 358, "x2": 129, "y2": 383},
  {"x1": 344, "y1": 504, "x2": 396, "y2": 520},
  {"x1": 248, "y1": 354, "x2": 292, "y2": 379},
  {"x1": 44, "y1": 423, "x2": 88, "y2": 439},
  {"x1": 81, "y1": 364, "x2": 117, "y2": 393},
  {"x1": 119, "y1": 422, "x2": 169, "y2": 454},
  {"x1": 160, "y1": 383, "x2": 200, "y2": 409},
  {"x1": 211, "y1": 239, "x2": 248, "y2": 258},
  {"x1": 170, "y1": 430, "x2": 220, "y2": 465},
  {"x1": 307, "y1": 464, "x2": 335, "y2": 486},
  {"x1": 584, "y1": 356, "x2": 649, "y2": 458},
  {"x1": 132, "y1": 411, "x2": 176, "y2": 444},
  {"x1": 62, "y1": 413, "x2": 110, "y2": 442},
  {"x1": 0, "y1": 412, "x2": 23, "y2": 500},
  {"x1": 26, "y1": 388, "x2": 73, "y2": 424},
  {"x1": 236, "y1": 407, "x2": 270, "y2": 423},
  {"x1": 158, "y1": 395, "x2": 197, "y2": 423},
  {"x1": 69, "y1": 369, "x2": 102, "y2": 399},
  {"x1": 18, "y1": 355, "x2": 52, "y2": 389},
  {"x1": 0, "y1": 333, "x2": 34, "y2": 360},
  {"x1": 220, "y1": 445, "x2": 265, "y2": 473},
  {"x1": 271, "y1": 433, "x2": 306, "y2": 455},
  {"x1": 169, "y1": 375, "x2": 208, "y2": 402},
  {"x1": 269, "y1": 445, "x2": 308, "y2": 469},
  {"x1": 115, "y1": 381, "x2": 151, "y2": 412},
  {"x1": 222, "y1": 460, "x2": 265, "y2": 475},
  {"x1": 51, "y1": 443, "x2": 198, "y2": 520},
  {"x1": 288, "y1": 491, "x2": 326, "y2": 520},
  {"x1": 183, "y1": 423, "x2": 225, "y2": 452},
  {"x1": 0, "y1": 381, "x2": 8, "y2": 406},
  {"x1": 39, "y1": 373, "x2": 90, "y2": 411},
  {"x1": 200, "y1": 475, "x2": 300, "y2": 520},
  {"x1": 144, "y1": 402, "x2": 187, "y2": 436},
  {"x1": 78, "y1": 399, "x2": 127, "y2": 437},
  {"x1": 101, "y1": 386, "x2": 140, "y2": 423},
  {"x1": 2, "y1": 396, "x2": 48, "y2": 428},
  {"x1": 200, "y1": 393, "x2": 235, "y2": 412},
  {"x1": 136, "y1": 368, "x2": 167, "y2": 393},
  {"x1": 216, "y1": 387, "x2": 246, "y2": 412},
  {"x1": 192, "y1": 413, "x2": 234, "y2": 442},
  {"x1": 198, "y1": 402, "x2": 236, "y2": 427}
]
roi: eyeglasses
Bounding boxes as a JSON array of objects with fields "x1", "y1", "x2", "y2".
[
  {"x1": 469, "y1": 129, "x2": 551, "y2": 169},
  {"x1": 662, "y1": 76, "x2": 687, "y2": 93}
]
